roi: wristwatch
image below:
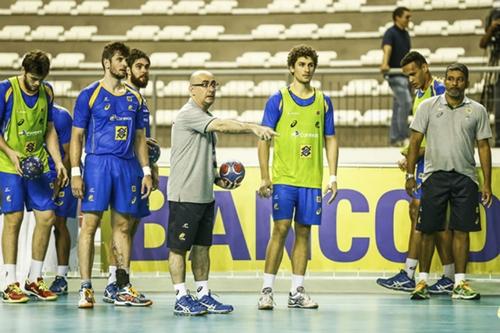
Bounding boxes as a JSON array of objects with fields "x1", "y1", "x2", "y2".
[{"x1": 405, "y1": 173, "x2": 415, "y2": 181}]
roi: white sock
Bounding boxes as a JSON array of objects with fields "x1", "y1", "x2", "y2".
[
  {"x1": 196, "y1": 280, "x2": 209, "y2": 298},
  {"x1": 28, "y1": 260, "x2": 44, "y2": 282},
  {"x1": 57, "y1": 265, "x2": 69, "y2": 277},
  {"x1": 418, "y1": 272, "x2": 429, "y2": 283},
  {"x1": 443, "y1": 264, "x2": 455, "y2": 279},
  {"x1": 454, "y1": 273, "x2": 466, "y2": 287},
  {"x1": 174, "y1": 283, "x2": 187, "y2": 300},
  {"x1": 3, "y1": 264, "x2": 16, "y2": 286},
  {"x1": 262, "y1": 273, "x2": 276, "y2": 291},
  {"x1": 291, "y1": 274, "x2": 305, "y2": 293},
  {"x1": 404, "y1": 258, "x2": 418, "y2": 279},
  {"x1": 108, "y1": 265, "x2": 117, "y2": 285}
]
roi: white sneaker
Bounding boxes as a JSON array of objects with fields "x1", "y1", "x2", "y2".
[
  {"x1": 288, "y1": 286, "x2": 318, "y2": 309},
  {"x1": 258, "y1": 287, "x2": 274, "y2": 310},
  {"x1": 78, "y1": 286, "x2": 95, "y2": 309}
]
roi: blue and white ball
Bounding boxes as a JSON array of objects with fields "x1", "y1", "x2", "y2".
[
  {"x1": 21, "y1": 156, "x2": 43, "y2": 180},
  {"x1": 219, "y1": 160, "x2": 245, "y2": 189}
]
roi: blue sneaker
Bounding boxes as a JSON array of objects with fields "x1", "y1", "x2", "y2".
[
  {"x1": 376, "y1": 270, "x2": 415, "y2": 292},
  {"x1": 429, "y1": 276, "x2": 454, "y2": 295},
  {"x1": 103, "y1": 282, "x2": 118, "y2": 303},
  {"x1": 49, "y1": 276, "x2": 68, "y2": 295},
  {"x1": 174, "y1": 292, "x2": 208, "y2": 316},
  {"x1": 198, "y1": 291, "x2": 234, "y2": 314}
]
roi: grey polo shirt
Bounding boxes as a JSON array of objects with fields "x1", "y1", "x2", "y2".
[
  {"x1": 410, "y1": 94, "x2": 492, "y2": 184},
  {"x1": 167, "y1": 98, "x2": 217, "y2": 203}
]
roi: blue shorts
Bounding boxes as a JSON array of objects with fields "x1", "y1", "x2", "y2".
[
  {"x1": 414, "y1": 157, "x2": 424, "y2": 200},
  {"x1": 49, "y1": 171, "x2": 78, "y2": 218},
  {"x1": 272, "y1": 184, "x2": 322, "y2": 225},
  {"x1": 81, "y1": 155, "x2": 142, "y2": 215},
  {"x1": 0, "y1": 171, "x2": 56, "y2": 213}
]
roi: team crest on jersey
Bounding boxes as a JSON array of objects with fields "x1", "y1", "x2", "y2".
[
  {"x1": 17, "y1": 119, "x2": 24, "y2": 126},
  {"x1": 128, "y1": 105, "x2": 135, "y2": 111},
  {"x1": 127, "y1": 96, "x2": 133, "y2": 102},
  {"x1": 58, "y1": 191, "x2": 65, "y2": 198},
  {"x1": 104, "y1": 104, "x2": 111, "y2": 111},
  {"x1": 24, "y1": 141, "x2": 36, "y2": 153},
  {"x1": 115, "y1": 126, "x2": 128, "y2": 140},
  {"x1": 300, "y1": 145, "x2": 312, "y2": 158}
]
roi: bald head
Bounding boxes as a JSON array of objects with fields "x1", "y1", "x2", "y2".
[
  {"x1": 190, "y1": 70, "x2": 214, "y2": 84},
  {"x1": 189, "y1": 70, "x2": 217, "y2": 111}
]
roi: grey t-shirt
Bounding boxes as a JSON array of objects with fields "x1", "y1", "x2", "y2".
[
  {"x1": 410, "y1": 94, "x2": 492, "y2": 184},
  {"x1": 167, "y1": 98, "x2": 217, "y2": 203}
]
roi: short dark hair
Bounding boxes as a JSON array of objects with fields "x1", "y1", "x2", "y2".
[
  {"x1": 127, "y1": 48, "x2": 150, "y2": 68},
  {"x1": 287, "y1": 44, "x2": 318, "y2": 68},
  {"x1": 393, "y1": 6, "x2": 410, "y2": 21},
  {"x1": 21, "y1": 50, "x2": 50, "y2": 77},
  {"x1": 101, "y1": 41, "x2": 130, "y2": 69},
  {"x1": 445, "y1": 63, "x2": 469, "y2": 81},
  {"x1": 400, "y1": 51, "x2": 428, "y2": 68}
]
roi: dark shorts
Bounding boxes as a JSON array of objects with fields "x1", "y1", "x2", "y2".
[
  {"x1": 167, "y1": 201, "x2": 215, "y2": 251},
  {"x1": 418, "y1": 171, "x2": 480, "y2": 233}
]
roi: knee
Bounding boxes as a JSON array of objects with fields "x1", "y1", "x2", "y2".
[
  {"x1": 294, "y1": 224, "x2": 311, "y2": 239},
  {"x1": 272, "y1": 223, "x2": 291, "y2": 239},
  {"x1": 113, "y1": 220, "x2": 130, "y2": 235}
]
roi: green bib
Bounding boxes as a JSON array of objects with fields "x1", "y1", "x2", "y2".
[
  {"x1": 0, "y1": 77, "x2": 49, "y2": 174},
  {"x1": 272, "y1": 87, "x2": 325, "y2": 189}
]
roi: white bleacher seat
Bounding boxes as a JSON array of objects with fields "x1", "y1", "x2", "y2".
[
  {"x1": 361, "y1": 109, "x2": 392, "y2": 126},
  {"x1": 10, "y1": 0, "x2": 43, "y2": 14},
  {"x1": 457, "y1": 56, "x2": 488, "y2": 65},
  {"x1": 157, "y1": 25, "x2": 191, "y2": 40},
  {"x1": 253, "y1": 80, "x2": 287, "y2": 96},
  {"x1": 334, "y1": 110, "x2": 363, "y2": 126},
  {"x1": 175, "y1": 52, "x2": 211, "y2": 67},
  {"x1": 0, "y1": 53, "x2": 19, "y2": 68},
  {"x1": 211, "y1": 110, "x2": 239, "y2": 119},
  {"x1": 236, "y1": 52, "x2": 272, "y2": 67},
  {"x1": 42, "y1": 0, "x2": 76, "y2": 14},
  {"x1": 203, "y1": 0, "x2": 237, "y2": 14},
  {"x1": 463, "y1": 0, "x2": 493, "y2": 7},
  {"x1": 342, "y1": 79, "x2": 380, "y2": 96},
  {"x1": 74, "y1": 0, "x2": 109, "y2": 14},
  {"x1": 163, "y1": 80, "x2": 190, "y2": 96},
  {"x1": 429, "y1": 47, "x2": 465, "y2": 63},
  {"x1": 317, "y1": 23, "x2": 352, "y2": 38},
  {"x1": 144, "y1": 80, "x2": 165, "y2": 97},
  {"x1": 333, "y1": 0, "x2": 366, "y2": 12},
  {"x1": 378, "y1": 80, "x2": 392, "y2": 96},
  {"x1": 430, "y1": 0, "x2": 460, "y2": 9},
  {"x1": 396, "y1": 0, "x2": 426, "y2": 10},
  {"x1": 0, "y1": 25, "x2": 31, "y2": 40},
  {"x1": 311, "y1": 80, "x2": 321, "y2": 89},
  {"x1": 411, "y1": 48, "x2": 432, "y2": 58},
  {"x1": 126, "y1": 25, "x2": 160, "y2": 40},
  {"x1": 267, "y1": 51, "x2": 289, "y2": 67},
  {"x1": 251, "y1": 24, "x2": 286, "y2": 40},
  {"x1": 378, "y1": 21, "x2": 394, "y2": 35},
  {"x1": 190, "y1": 25, "x2": 225, "y2": 40},
  {"x1": 220, "y1": 80, "x2": 255, "y2": 97},
  {"x1": 360, "y1": 49, "x2": 383, "y2": 66},
  {"x1": 50, "y1": 80, "x2": 73, "y2": 96},
  {"x1": 238, "y1": 110, "x2": 263, "y2": 123},
  {"x1": 284, "y1": 24, "x2": 319, "y2": 39},
  {"x1": 317, "y1": 51, "x2": 337, "y2": 67},
  {"x1": 51, "y1": 52, "x2": 85, "y2": 68},
  {"x1": 155, "y1": 109, "x2": 178, "y2": 126},
  {"x1": 150, "y1": 52, "x2": 178, "y2": 68},
  {"x1": 30, "y1": 25, "x2": 65, "y2": 40},
  {"x1": 413, "y1": 20, "x2": 449, "y2": 36},
  {"x1": 267, "y1": 0, "x2": 300, "y2": 13},
  {"x1": 447, "y1": 19, "x2": 482, "y2": 35},
  {"x1": 140, "y1": 0, "x2": 173, "y2": 14},
  {"x1": 61, "y1": 26, "x2": 97, "y2": 40},
  {"x1": 171, "y1": 0, "x2": 205, "y2": 14},
  {"x1": 298, "y1": 0, "x2": 332, "y2": 13}
]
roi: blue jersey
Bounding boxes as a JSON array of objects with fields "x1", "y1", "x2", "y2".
[
  {"x1": 73, "y1": 81, "x2": 145, "y2": 159},
  {"x1": 0, "y1": 78, "x2": 54, "y2": 135},
  {"x1": 125, "y1": 82, "x2": 151, "y2": 138},
  {"x1": 261, "y1": 88, "x2": 335, "y2": 136},
  {"x1": 48, "y1": 104, "x2": 72, "y2": 170}
]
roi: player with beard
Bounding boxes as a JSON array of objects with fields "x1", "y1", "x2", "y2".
[
  {"x1": 70, "y1": 42, "x2": 153, "y2": 308},
  {"x1": 103, "y1": 49, "x2": 157, "y2": 305}
]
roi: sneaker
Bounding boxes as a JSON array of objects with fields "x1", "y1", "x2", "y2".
[
  {"x1": 258, "y1": 287, "x2": 274, "y2": 310},
  {"x1": 78, "y1": 285, "x2": 95, "y2": 309},
  {"x1": 49, "y1": 276, "x2": 68, "y2": 295},
  {"x1": 452, "y1": 281, "x2": 480, "y2": 300},
  {"x1": 376, "y1": 270, "x2": 415, "y2": 292},
  {"x1": 103, "y1": 282, "x2": 119, "y2": 303},
  {"x1": 429, "y1": 276, "x2": 454, "y2": 295},
  {"x1": 174, "y1": 292, "x2": 208, "y2": 316},
  {"x1": 411, "y1": 280, "x2": 430, "y2": 300},
  {"x1": 25, "y1": 278, "x2": 58, "y2": 301},
  {"x1": 2, "y1": 282, "x2": 29, "y2": 303},
  {"x1": 114, "y1": 285, "x2": 152, "y2": 307},
  {"x1": 198, "y1": 291, "x2": 233, "y2": 314},
  {"x1": 288, "y1": 286, "x2": 318, "y2": 309}
]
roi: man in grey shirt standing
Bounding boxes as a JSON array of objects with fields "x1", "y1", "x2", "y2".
[
  {"x1": 405, "y1": 63, "x2": 492, "y2": 301},
  {"x1": 167, "y1": 70, "x2": 276, "y2": 315}
]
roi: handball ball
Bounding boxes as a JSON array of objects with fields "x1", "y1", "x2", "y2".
[
  {"x1": 21, "y1": 156, "x2": 43, "y2": 180},
  {"x1": 146, "y1": 138, "x2": 160, "y2": 164},
  {"x1": 219, "y1": 160, "x2": 245, "y2": 188}
]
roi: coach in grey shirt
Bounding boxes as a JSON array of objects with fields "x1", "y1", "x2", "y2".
[
  {"x1": 166, "y1": 70, "x2": 276, "y2": 315},
  {"x1": 405, "y1": 63, "x2": 492, "y2": 301}
]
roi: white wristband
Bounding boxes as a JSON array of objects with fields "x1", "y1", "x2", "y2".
[
  {"x1": 71, "y1": 166, "x2": 81, "y2": 177},
  {"x1": 142, "y1": 166, "x2": 152, "y2": 176},
  {"x1": 329, "y1": 175, "x2": 337, "y2": 183}
]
